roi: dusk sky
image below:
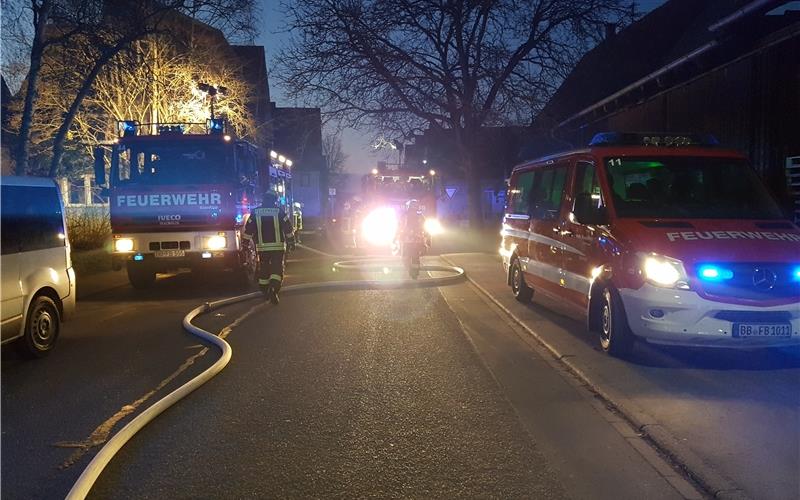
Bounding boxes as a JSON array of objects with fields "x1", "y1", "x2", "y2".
[{"x1": 255, "y1": 0, "x2": 668, "y2": 173}]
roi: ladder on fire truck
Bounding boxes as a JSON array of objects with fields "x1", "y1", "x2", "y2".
[{"x1": 787, "y1": 156, "x2": 800, "y2": 223}]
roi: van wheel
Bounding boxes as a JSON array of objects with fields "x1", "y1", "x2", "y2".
[
  {"x1": 19, "y1": 296, "x2": 60, "y2": 357},
  {"x1": 599, "y1": 288, "x2": 635, "y2": 357},
  {"x1": 510, "y1": 259, "x2": 533, "y2": 303},
  {"x1": 127, "y1": 264, "x2": 156, "y2": 289}
]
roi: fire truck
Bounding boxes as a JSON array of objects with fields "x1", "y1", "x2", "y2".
[
  {"x1": 94, "y1": 119, "x2": 293, "y2": 288},
  {"x1": 344, "y1": 166, "x2": 442, "y2": 248}
]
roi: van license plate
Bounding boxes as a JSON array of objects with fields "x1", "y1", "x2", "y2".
[
  {"x1": 154, "y1": 250, "x2": 185, "y2": 258},
  {"x1": 732, "y1": 323, "x2": 792, "y2": 338}
]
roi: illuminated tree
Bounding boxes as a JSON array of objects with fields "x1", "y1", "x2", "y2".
[
  {"x1": 2, "y1": 0, "x2": 259, "y2": 175},
  {"x1": 10, "y1": 34, "x2": 255, "y2": 175}
]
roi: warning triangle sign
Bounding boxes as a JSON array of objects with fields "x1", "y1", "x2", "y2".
[{"x1": 445, "y1": 187, "x2": 457, "y2": 199}]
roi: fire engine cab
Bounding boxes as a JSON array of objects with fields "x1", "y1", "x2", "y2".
[
  {"x1": 355, "y1": 167, "x2": 443, "y2": 248},
  {"x1": 94, "y1": 119, "x2": 288, "y2": 288},
  {"x1": 501, "y1": 132, "x2": 800, "y2": 356}
]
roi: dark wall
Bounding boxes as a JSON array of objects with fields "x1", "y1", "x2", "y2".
[{"x1": 562, "y1": 34, "x2": 800, "y2": 201}]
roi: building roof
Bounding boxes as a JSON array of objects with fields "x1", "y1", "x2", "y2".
[{"x1": 537, "y1": 0, "x2": 800, "y2": 129}]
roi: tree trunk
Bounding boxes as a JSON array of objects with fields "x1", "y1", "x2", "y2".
[
  {"x1": 15, "y1": 0, "x2": 54, "y2": 175},
  {"x1": 48, "y1": 47, "x2": 124, "y2": 177},
  {"x1": 465, "y1": 160, "x2": 483, "y2": 228}
]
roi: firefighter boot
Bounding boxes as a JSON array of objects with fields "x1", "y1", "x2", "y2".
[{"x1": 269, "y1": 278, "x2": 281, "y2": 305}]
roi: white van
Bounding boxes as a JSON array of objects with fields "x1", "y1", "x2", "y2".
[{"x1": 1, "y1": 176, "x2": 75, "y2": 356}]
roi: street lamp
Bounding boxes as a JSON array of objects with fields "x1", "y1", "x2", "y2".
[
  {"x1": 270, "y1": 150, "x2": 278, "y2": 159},
  {"x1": 278, "y1": 154, "x2": 286, "y2": 163},
  {"x1": 429, "y1": 169, "x2": 436, "y2": 176},
  {"x1": 371, "y1": 168, "x2": 379, "y2": 175}
]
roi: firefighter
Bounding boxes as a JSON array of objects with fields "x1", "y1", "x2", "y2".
[
  {"x1": 243, "y1": 191, "x2": 295, "y2": 304},
  {"x1": 292, "y1": 202, "x2": 304, "y2": 244}
]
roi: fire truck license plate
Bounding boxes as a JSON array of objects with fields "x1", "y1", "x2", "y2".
[
  {"x1": 732, "y1": 323, "x2": 792, "y2": 338},
  {"x1": 154, "y1": 250, "x2": 185, "y2": 258}
]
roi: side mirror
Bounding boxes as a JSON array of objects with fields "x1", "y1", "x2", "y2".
[{"x1": 93, "y1": 147, "x2": 106, "y2": 185}]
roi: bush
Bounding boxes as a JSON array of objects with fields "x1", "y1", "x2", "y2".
[{"x1": 66, "y1": 207, "x2": 111, "y2": 251}]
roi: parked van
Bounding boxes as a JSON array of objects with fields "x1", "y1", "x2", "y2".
[
  {"x1": 1, "y1": 176, "x2": 75, "y2": 356},
  {"x1": 500, "y1": 133, "x2": 800, "y2": 356}
]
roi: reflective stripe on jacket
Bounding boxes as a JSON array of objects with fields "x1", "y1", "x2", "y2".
[{"x1": 244, "y1": 206, "x2": 294, "y2": 251}]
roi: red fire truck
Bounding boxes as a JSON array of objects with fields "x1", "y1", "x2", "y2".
[
  {"x1": 353, "y1": 167, "x2": 442, "y2": 247},
  {"x1": 94, "y1": 119, "x2": 292, "y2": 288}
]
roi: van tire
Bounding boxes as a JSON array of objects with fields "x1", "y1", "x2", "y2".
[
  {"x1": 599, "y1": 287, "x2": 635, "y2": 357},
  {"x1": 19, "y1": 295, "x2": 60, "y2": 358},
  {"x1": 127, "y1": 264, "x2": 156, "y2": 289},
  {"x1": 510, "y1": 259, "x2": 533, "y2": 303}
]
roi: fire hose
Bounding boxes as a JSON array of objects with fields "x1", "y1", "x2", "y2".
[{"x1": 65, "y1": 249, "x2": 465, "y2": 499}]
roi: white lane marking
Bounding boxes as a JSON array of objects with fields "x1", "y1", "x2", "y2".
[{"x1": 53, "y1": 301, "x2": 268, "y2": 469}]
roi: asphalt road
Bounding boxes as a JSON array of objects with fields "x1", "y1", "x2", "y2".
[{"x1": 442, "y1": 252, "x2": 800, "y2": 500}]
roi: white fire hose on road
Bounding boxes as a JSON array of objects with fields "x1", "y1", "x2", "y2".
[{"x1": 65, "y1": 250, "x2": 465, "y2": 499}]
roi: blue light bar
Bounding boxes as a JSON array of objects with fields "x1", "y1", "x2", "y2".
[
  {"x1": 698, "y1": 265, "x2": 733, "y2": 281},
  {"x1": 792, "y1": 266, "x2": 800, "y2": 282},
  {"x1": 589, "y1": 132, "x2": 719, "y2": 147}
]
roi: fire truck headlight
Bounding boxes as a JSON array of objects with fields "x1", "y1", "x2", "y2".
[
  {"x1": 362, "y1": 207, "x2": 397, "y2": 246},
  {"x1": 205, "y1": 235, "x2": 227, "y2": 250},
  {"x1": 642, "y1": 254, "x2": 689, "y2": 288},
  {"x1": 423, "y1": 218, "x2": 443, "y2": 236},
  {"x1": 114, "y1": 238, "x2": 134, "y2": 252}
]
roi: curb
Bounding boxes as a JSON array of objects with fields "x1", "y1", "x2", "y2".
[{"x1": 439, "y1": 254, "x2": 749, "y2": 500}]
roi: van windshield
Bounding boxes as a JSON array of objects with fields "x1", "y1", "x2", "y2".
[{"x1": 605, "y1": 156, "x2": 784, "y2": 219}]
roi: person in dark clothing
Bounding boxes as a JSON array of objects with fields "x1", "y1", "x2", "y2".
[{"x1": 243, "y1": 191, "x2": 295, "y2": 304}]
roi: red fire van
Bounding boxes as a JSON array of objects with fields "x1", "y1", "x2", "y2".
[{"x1": 500, "y1": 133, "x2": 800, "y2": 356}]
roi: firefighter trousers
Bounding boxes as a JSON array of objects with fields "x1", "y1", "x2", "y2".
[{"x1": 258, "y1": 250, "x2": 286, "y2": 292}]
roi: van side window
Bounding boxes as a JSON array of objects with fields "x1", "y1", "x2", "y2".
[
  {"x1": 530, "y1": 166, "x2": 567, "y2": 220},
  {"x1": 573, "y1": 161, "x2": 606, "y2": 224},
  {"x1": 1, "y1": 185, "x2": 65, "y2": 254},
  {"x1": 508, "y1": 171, "x2": 534, "y2": 215}
]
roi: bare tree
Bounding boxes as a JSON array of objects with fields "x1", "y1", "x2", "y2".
[
  {"x1": 322, "y1": 131, "x2": 348, "y2": 187},
  {"x1": 278, "y1": 0, "x2": 632, "y2": 225},
  {"x1": 3, "y1": 0, "x2": 260, "y2": 176}
]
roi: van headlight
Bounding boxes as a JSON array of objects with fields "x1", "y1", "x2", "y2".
[
  {"x1": 642, "y1": 254, "x2": 689, "y2": 289},
  {"x1": 205, "y1": 235, "x2": 227, "y2": 250},
  {"x1": 423, "y1": 218, "x2": 443, "y2": 236},
  {"x1": 114, "y1": 238, "x2": 134, "y2": 252}
]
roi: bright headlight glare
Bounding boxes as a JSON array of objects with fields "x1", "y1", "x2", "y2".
[
  {"x1": 423, "y1": 218, "x2": 443, "y2": 235},
  {"x1": 643, "y1": 255, "x2": 686, "y2": 287},
  {"x1": 205, "y1": 235, "x2": 227, "y2": 250},
  {"x1": 114, "y1": 238, "x2": 134, "y2": 252},
  {"x1": 361, "y1": 207, "x2": 397, "y2": 246}
]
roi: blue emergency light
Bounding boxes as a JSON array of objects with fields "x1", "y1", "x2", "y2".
[
  {"x1": 792, "y1": 266, "x2": 800, "y2": 282},
  {"x1": 697, "y1": 265, "x2": 734, "y2": 281},
  {"x1": 118, "y1": 120, "x2": 137, "y2": 137},
  {"x1": 207, "y1": 118, "x2": 225, "y2": 134}
]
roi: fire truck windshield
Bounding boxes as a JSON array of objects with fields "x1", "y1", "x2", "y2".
[
  {"x1": 369, "y1": 174, "x2": 432, "y2": 198},
  {"x1": 116, "y1": 142, "x2": 231, "y2": 185}
]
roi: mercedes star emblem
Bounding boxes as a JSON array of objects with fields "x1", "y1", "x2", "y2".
[{"x1": 752, "y1": 267, "x2": 777, "y2": 290}]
